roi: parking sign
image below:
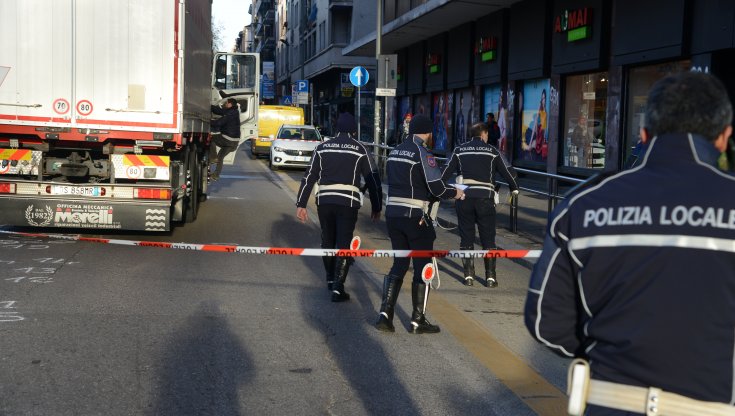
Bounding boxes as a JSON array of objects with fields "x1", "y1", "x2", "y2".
[{"x1": 296, "y1": 80, "x2": 309, "y2": 93}]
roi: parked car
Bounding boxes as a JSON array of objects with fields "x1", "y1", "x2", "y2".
[{"x1": 269, "y1": 124, "x2": 323, "y2": 170}]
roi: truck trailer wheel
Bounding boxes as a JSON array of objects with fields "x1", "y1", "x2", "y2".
[
  {"x1": 184, "y1": 148, "x2": 200, "y2": 223},
  {"x1": 199, "y1": 155, "x2": 208, "y2": 202}
]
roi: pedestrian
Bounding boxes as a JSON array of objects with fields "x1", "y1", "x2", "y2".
[
  {"x1": 485, "y1": 112, "x2": 500, "y2": 148},
  {"x1": 209, "y1": 98, "x2": 241, "y2": 181},
  {"x1": 442, "y1": 122, "x2": 519, "y2": 287},
  {"x1": 375, "y1": 114, "x2": 464, "y2": 334},
  {"x1": 296, "y1": 113, "x2": 382, "y2": 302},
  {"x1": 524, "y1": 71, "x2": 735, "y2": 415}
]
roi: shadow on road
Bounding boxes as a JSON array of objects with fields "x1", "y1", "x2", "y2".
[
  {"x1": 269, "y1": 213, "x2": 424, "y2": 415},
  {"x1": 155, "y1": 301, "x2": 254, "y2": 416}
]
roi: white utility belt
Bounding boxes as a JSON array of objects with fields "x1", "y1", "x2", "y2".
[
  {"x1": 568, "y1": 359, "x2": 735, "y2": 416},
  {"x1": 456, "y1": 176, "x2": 495, "y2": 191},
  {"x1": 386, "y1": 196, "x2": 439, "y2": 221},
  {"x1": 314, "y1": 183, "x2": 363, "y2": 204},
  {"x1": 456, "y1": 176, "x2": 499, "y2": 204}
]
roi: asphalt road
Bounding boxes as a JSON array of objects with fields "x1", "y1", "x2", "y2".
[{"x1": 0, "y1": 148, "x2": 569, "y2": 416}]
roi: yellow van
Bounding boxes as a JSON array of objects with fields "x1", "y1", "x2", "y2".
[{"x1": 251, "y1": 105, "x2": 305, "y2": 158}]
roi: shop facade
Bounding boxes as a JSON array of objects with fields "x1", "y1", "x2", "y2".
[{"x1": 387, "y1": 0, "x2": 735, "y2": 175}]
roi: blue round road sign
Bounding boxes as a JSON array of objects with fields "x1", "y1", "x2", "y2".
[{"x1": 349, "y1": 66, "x2": 369, "y2": 88}]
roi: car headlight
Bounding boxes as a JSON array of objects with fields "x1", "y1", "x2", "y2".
[{"x1": 273, "y1": 146, "x2": 284, "y2": 152}]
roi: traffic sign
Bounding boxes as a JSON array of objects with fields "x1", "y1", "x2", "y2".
[
  {"x1": 349, "y1": 66, "x2": 369, "y2": 88},
  {"x1": 375, "y1": 88, "x2": 396, "y2": 97},
  {"x1": 296, "y1": 80, "x2": 309, "y2": 93},
  {"x1": 281, "y1": 96, "x2": 293, "y2": 105}
]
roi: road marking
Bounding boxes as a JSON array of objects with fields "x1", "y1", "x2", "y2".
[{"x1": 430, "y1": 295, "x2": 568, "y2": 416}]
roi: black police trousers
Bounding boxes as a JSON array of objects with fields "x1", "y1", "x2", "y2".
[
  {"x1": 317, "y1": 204, "x2": 359, "y2": 250},
  {"x1": 386, "y1": 216, "x2": 436, "y2": 284},
  {"x1": 456, "y1": 197, "x2": 496, "y2": 249}
]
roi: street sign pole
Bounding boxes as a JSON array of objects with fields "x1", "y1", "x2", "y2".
[
  {"x1": 374, "y1": 0, "x2": 382, "y2": 161},
  {"x1": 349, "y1": 66, "x2": 369, "y2": 142}
]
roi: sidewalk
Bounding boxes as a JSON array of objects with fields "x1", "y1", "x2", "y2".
[{"x1": 379, "y1": 182, "x2": 550, "y2": 268}]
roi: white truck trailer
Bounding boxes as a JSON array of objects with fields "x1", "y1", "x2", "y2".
[{"x1": 0, "y1": 0, "x2": 259, "y2": 231}]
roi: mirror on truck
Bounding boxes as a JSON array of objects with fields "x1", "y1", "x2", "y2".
[{"x1": 214, "y1": 56, "x2": 227, "y2": 89}]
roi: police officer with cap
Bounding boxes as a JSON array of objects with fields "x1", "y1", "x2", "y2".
[
  {"x1": 525, "y1": 72, "x2": 735, "y2": 415},
  {"x1": 375, "y1": 114, "x2": 464, "y2": 334},
  {"x1": 442, "y1": 122, "x2": 519, "y2": 287},
  {"x1": 296, "y1": 113, "x2": 382, "y2": 302}
]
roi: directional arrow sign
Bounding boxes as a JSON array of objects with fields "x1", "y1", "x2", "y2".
[{"x1": 349, "y1": 66, "x2": 369, "y2": 88}]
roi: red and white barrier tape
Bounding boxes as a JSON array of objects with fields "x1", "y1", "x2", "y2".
[{"x1": 0, "y1": 230, "x2": 541, "y2": 259}]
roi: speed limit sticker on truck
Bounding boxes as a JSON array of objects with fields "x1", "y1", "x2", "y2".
[{"x1": 112, "y1": 154, "x2": 170, "y2": 180}]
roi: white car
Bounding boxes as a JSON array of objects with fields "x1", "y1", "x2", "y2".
[{"x1": 269, "y1": 124, "x2": 324, "y2": 170}]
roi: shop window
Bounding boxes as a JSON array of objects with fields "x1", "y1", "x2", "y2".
[
  {"x1": 624, "y1": 60, "x2": 691, "y2": 163},
  {"x1": 562, "y1": 72, "x2": 608, "y2": 170},
  {"x1": 516, "y1": 79, "x2": 550, "y2": 164}
]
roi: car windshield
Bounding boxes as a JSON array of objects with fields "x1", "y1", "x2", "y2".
[{"x1": 279, "y1": 128, "x2": 320, "y2": 141}]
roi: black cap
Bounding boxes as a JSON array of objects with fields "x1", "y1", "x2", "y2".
[
  {"x1": 336, "y1": 113, "x2": 357, "y2": 133},
  {"x1": 409, "y1": 114, "x2": 433, "y2": 135}
]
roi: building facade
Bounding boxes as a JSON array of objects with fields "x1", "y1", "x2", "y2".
[
  {"x1": 344, "y1": 0, "x2": 735, "y2": 174},
  {"x1": 275, "y1": 0, "x2": 376, "y2": 134}
]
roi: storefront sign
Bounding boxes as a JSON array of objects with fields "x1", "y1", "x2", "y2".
[
  {"x1": 474, "y1": 37, "x2": 497, "y2": 62},
  {"x1": 554, "y1": 8, "x2": 592, "y2": 42},
  {"x1": 426, "y1": 53, "x2": 441, "y2": 74}
]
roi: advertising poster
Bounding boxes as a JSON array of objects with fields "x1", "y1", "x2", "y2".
[
  {"x1": 432, "y1": 91, "x2": 452, "y2": 153},
  {"x1": 414, "y1": 94, "x2": 431, "y2": 117},
  {"x1": 517, "y1": 78, "x2": 550, "y2": 162},
  {"x1": 454, "y1": 88, "x2": 472, "y2": 146},
  {"x1": 484, "y1": 85, "x2": 510, "y2": 156},
  {"x1": 261, "y1": 61, "x2": 275, "y2": 100}
]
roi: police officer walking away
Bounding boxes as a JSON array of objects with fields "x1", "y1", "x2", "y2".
[
  {"x1": 296, "y1": 113, "x2": 382, "y2": 302},
  {"x1": 443, "y1": 122, "x2": 518, "y2": 287},
  {"x1": 525, "y1": 71, "x2": 735, "y2": 415},
  {"x1": 209, "y1": 98, "x2": 241, "y2": 181},
  {"x1": 375, "y1": 114, "x2": 464, "y2": 334}
]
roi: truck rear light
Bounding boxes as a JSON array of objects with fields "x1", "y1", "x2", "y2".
[
  {"x1": 134, "y1": 188, "x2": 171, "y2": 200},
  {"x1": 0, "y1": 183, "x2": 16, "y2": 194}
]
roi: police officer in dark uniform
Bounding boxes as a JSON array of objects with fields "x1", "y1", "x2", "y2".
[
  {"x1": 525, "y1": 72, "x2": 735, "y2": 415},
  {"x1": 442, "y1": 122, "x2": 519, "y2": 287},
  {"x1": 296, "y1": 113, "x2": 382, "y2": 302},
  {"x1": 375, "y1": 114, "x2": 464, "y2": 334},
  {"x1": 210, "y1": 98, "x2": 241, "y2": 181}
]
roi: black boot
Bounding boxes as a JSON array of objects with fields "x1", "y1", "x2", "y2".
[
  {"x1": 331, "y1": 258, "x2": 352, "y2": 302},
  {"x1": 484, "y1": 257, "x2": 497, "y2": 288},
  {"x1": 375, "y1": 275, "x2": 402, "y2": 332},
  {"x1": 410, "y1": 283, "x2": 440, "y2": 334},
  {"x1": 461, "y1": 257, "x2": 475, "y2": 286},
  {"x1": 322, "y1": 256, "x2": 336, "y2": 291}
]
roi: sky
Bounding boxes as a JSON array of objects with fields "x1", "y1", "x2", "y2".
[{"x1": 212, "y1": 0, "x2": 252, "y2": 51}]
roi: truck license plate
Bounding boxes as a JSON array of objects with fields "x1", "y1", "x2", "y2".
[{"x1": 51, "y1": 185, "x2": 101, "y2": 196}]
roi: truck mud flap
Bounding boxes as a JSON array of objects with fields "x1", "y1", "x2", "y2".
[{"x1": 0, "y1": 197, "x2": 171, "y2": 232}]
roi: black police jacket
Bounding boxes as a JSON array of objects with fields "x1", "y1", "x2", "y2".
[
  {"x1": 296, "y1": 133, "x2": 382, "y2": 212},
  {"x1": 211, "y1": 105, "x2": 240, "y2": 139},
  {"x1": 385, "y1": 135, "x2": 457, "y2": 218},
  {"x1": 524, "y1": 133, "x2": 735, "y2": 404},
  {"x1": 442, "y1": 137, "x2": 519, "y2": 199}
]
